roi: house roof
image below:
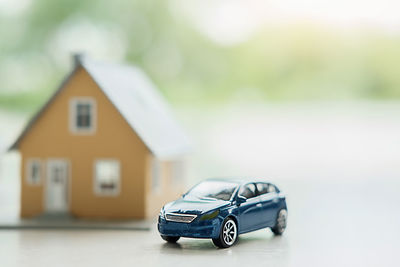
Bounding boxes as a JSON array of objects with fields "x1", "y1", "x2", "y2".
[{"x1": 10, "y1": 55, "x2": 191, "y2": 159}]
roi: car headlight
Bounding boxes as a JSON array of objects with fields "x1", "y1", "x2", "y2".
[
  {"x1": 159, "y1": 208, "x2": 165, "y2": 219},
  {"x1": 199, "y1": 210, "x2": 219, "y2": 221}
]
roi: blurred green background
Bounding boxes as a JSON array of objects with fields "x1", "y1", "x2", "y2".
[{"x1": 1, "y1": 0, "x2": 400, "y2": 113}]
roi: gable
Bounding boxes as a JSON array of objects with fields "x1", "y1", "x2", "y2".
[
  {"x1": 12, "y1": 66, "x2": 149, "y2": 155},
  {"x1": 10, "y1": 56, "x2": 190, "y2": 159}
]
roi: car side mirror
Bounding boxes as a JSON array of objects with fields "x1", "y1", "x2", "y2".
[{"x1": 236, "y1": 196, "x2": 247, "y2": 205}]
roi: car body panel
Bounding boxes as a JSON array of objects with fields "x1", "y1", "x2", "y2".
[
  {"x1": 259, "y1": 192, "x2": 280, "y2": 225},
  {"x1": 237, "y1": 196, "x2": 263, "y2": 232},
  {"x1": 163, "y1": 196, "x2": 230, "y2": 215}
]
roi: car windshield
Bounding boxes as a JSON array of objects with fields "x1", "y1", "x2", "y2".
[{"x1": 186, "y1": 181, "x2": 239, "y2": 201}]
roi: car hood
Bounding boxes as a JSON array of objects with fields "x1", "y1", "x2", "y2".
[{"x1": 163, "y1": 196, "x2": 230, "y2": 215}]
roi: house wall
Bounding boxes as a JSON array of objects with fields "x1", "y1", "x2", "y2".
[
  {"x1": 145, "y1": 155, "x2": 185, "y2": 218},
  {"x1": 19, "y1": 66, "x2": 152, "y2": 219}
]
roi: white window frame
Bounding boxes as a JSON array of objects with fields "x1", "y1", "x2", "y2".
[
  {"x1": 69, "y1": 97, "x2": 96, "y2": 134},
  {"x1": 152, "y1": 158, "x2": 162, "y2": 193},
  {"x1": 93, "y1": 159, "x2": 120, "y2": 197},
  {"x1": 26, "y1": 158, "x2": 42, "y2": 185}
]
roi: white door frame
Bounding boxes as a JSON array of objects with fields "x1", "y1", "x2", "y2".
[{"x1": 45, "y1": 159, "x2": 70, "y2": 213}]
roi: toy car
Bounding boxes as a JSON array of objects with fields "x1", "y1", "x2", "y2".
[{"x1": 157, "y1": 179, "x2": 287, "y2": 248}]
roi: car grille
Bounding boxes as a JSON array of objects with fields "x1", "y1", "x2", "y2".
[{"x1": 165, "y1": 213, "x2": 197, "y2": 223}]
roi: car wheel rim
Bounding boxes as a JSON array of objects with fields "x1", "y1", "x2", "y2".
[
  {"x1": 277, "y1": 209, "x2": 287, "y2": 232},
  {"x1": 222, "y1": 219, "x2": 237, "y2": 246}
]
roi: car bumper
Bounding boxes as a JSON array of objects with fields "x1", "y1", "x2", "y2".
[{"x1": 158, "y1": 216, "x2": 222, "y2": 239}]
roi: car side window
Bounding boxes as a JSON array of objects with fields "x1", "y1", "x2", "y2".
[
  {"x1": 267, "y1": 184, "x2": 277, "y2": 193},
  {"x1": 256, "y1": 183, "x2": 269, "y2": 196},
  {"x1": 239, "y1": 183, "x2": 257, "y2": 199}
]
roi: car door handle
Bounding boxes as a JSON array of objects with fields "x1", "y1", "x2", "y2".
[{"x1": 256, "y1": 203, "x2": 262, "y2": 208}]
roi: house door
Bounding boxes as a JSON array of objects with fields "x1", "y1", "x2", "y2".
[{"x1": 46, "y1": 160, "x2": 69, "y2": 213}]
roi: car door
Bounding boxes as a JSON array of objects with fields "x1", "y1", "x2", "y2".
[
  {"x1": 237, "y1": 183, "x2": 263, "y2": 232},
  {"x1": 256, "y1": 183, "x2": 280, "y2": 226}
]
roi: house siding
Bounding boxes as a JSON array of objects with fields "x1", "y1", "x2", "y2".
[
  {"x1": 18, "y1": 66, "x2": 151, "y2": 219},
  {"x1": 145, "y1": 155, "x2": 185, "y2": 217}
]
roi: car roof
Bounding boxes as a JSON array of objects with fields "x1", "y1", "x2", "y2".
[{"x1": 202, "y1": 177, "x2": 275, "y2": 186}]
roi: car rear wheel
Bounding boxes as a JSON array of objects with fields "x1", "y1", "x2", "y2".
[
  {"x1": 161, "y1": 235, "x2": 180, "y2": 243},
  {"x1": 212, "y1": 218, "x2": 237, "y2": 248},
  {"x1": 271, "y1": 209, "x2": 287, "y2": 235}
]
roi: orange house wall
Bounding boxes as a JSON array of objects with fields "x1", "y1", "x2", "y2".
[{"x1": 18, "y1": 66, "x2": 181, "y2": 219}]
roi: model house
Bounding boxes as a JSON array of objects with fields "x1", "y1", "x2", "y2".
[{"x1": 10, "y1": 54, "x2": 190, "y2": 219}]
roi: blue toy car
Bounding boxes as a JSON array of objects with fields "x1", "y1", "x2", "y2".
[{"x1": 158, "y1": 179, "x2": 287, "y2": 248}]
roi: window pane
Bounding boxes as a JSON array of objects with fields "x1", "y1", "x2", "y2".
[
  {"x1": 76, "y1": 103, "x2": 91, "y2": 128},
  {"x1": 268, "y1": 184, "x2": 276, "y2": 193},
  {"x1": 256, "y1": 183, "x2": 269, "y2": 195},
  {"x1": 32, "y1": 164, "x2": 39, "y2": 182},
  {"x1": 27, "y1": 160, "x2": 41, "y2": 185},
  {"x1": 239, "y1": 184, "x2": 257, "y2": 199},
  {"x1": 70, "y1": 99, "x2": 96, "y2": 134},
  {"x1": 187, "y1": 181, "x2": 238, "y2": 201}
]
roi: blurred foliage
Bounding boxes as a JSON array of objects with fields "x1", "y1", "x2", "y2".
[{"x1": 0, "y1": 0, "x2": 400, "y2": 112}]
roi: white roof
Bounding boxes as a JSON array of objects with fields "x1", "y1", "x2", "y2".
[
  {"x1": 11, "y1": 56, "x2": 191, "y2": 159},
  {"x1": 81, "y1": 57, "x2": 190, "y2": 159}
]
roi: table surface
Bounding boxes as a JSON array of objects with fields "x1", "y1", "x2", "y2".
[
  {"x1": 1, "y1": 103, "x2": 400, "y2": 267},
  {"x1": 1, "y1": 179, "x2": 399, "y2": 267}
]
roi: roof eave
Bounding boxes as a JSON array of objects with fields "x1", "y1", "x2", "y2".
[
  {"x1": 152, "y1": 149, "x2": 191, "y2": 160},
  {"x1": 8, "y1": 64, "x2": 81, "y2": 151}
]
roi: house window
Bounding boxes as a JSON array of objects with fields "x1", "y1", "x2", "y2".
[
  {"x1": 26, "y1": 159, "x2": 41, "y2": 185},
  {"x1": 152, "y1": 159, "x2": 161, "y2": 192},
  {"x1": 70, "y1": 98, "x2": 96, "y2": 134},
  {"x1": 94, "y1": 160, "x2": 120, "y2": 196}
]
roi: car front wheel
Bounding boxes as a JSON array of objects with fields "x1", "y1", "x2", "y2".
[
  {"x1": 212, "y1": 218, "x2": 238, "y2": 248},
  {"x1": 161, "y1": 235, "x2": 180, "y2": 243},
  {"x1": 271, "y1": 209, "x2": 287, "y2": 235}
]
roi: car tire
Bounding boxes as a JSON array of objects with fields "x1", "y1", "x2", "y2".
[
  {"x1": 271, "y1": 209, "x2": 287, "y2": 235},
  {"x1": 212, "y1": 217, "x2": 238, "y2": 248},
  {"x1": 161, "y1": 235, "x2": 180, "y2": 243}
]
